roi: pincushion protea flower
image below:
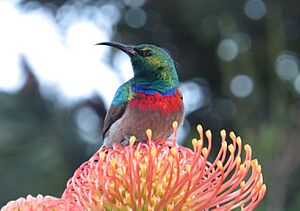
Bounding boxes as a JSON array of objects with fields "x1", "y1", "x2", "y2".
[
  {"x1": 62, "y1": 122, "x2": 266, "y2": 210},
  {"x1": 1, "y1": 194, "x2": 81, "y2": 211}
]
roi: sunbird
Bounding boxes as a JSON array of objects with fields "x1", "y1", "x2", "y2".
[{"x1": 97, "y1": 42, "x2": 184, "y2": 148}]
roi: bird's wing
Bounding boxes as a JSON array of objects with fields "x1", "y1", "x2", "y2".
[
  {"x1": 102, "y1": 83, "x2": 133, "y2": 138},
  {"x1": 102, "y1": 104, "x2": 127, "y2": 138}
]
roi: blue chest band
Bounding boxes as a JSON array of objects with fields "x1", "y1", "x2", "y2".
[{"x1": 132, "y1": 85, "x2": 176, "y2": 96}]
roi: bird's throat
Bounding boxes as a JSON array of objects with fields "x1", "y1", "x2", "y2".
[{"x1": 131, "y1": 76, "x2": 178, "y2": 93}]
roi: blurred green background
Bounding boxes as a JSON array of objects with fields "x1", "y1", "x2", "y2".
[{"x1": 1, "y1": 0, "x2": 300, "y2": 210}]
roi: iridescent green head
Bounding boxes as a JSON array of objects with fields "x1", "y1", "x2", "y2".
[{"x1": 97, "y1": 42, "x2": 179, "y2": 90}]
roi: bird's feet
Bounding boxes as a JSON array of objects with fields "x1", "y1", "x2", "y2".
[
  {"x1": 120, "y1": 135, "x2": 147, "y2": 146},
  {"x1": 120, "y1": 134, "x2": 132, "y2": 146},
  {"x1": 135, "y1": 137, "x2": 147, "y2": 145}
]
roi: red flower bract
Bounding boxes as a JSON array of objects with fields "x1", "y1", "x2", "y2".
[{"x1": 62, "y1": 123, "x2": 266, "y2": 210}]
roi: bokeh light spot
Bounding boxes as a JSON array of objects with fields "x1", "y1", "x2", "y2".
[
  {"x1": 244, "y1": 0, "x2": 266, "y2": 20},
  {"x1": 124, "y1": 0, "x2": 146, "y2": 8},
  {"x1": 99, "y1": 4, "x2": 121, "y2": 25},
  {"x1": 125, "y1": 8, "x2": 147, "y2": 28},
  {"x1": 275, "y1": 53, "x2": 298, "y2": 81},
  {"x1": 230, "y1": 75, "x2": 254, "y2": 98},
  {"x1": 217, "y1": 39, "x2": 238, "y2": 61}
]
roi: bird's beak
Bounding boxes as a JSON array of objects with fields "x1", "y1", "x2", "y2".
[{"x1": 95, "y1": 41, "x2": 137, "y2": 56}]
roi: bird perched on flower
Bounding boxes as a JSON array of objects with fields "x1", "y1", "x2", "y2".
[{"x1": 97, "y1": 42, "x2": 184, "y2": 148}]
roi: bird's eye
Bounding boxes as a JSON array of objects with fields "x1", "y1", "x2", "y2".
[
  {"x1": 142, "y1": 50, "x2": 152, "y2": 57},
  {"x1": 135, "y1": 48, "x2": 153, "y2": 57}
]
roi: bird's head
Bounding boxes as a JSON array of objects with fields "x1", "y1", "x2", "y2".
[{"x1": 97, "y1": 42, "x2": 179, "y2": 87}]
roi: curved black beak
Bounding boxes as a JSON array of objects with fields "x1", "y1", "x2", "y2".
[{"x1": 95, "y1": 41, "x2": 137, "y2": 56}]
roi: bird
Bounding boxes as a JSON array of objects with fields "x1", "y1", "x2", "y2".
[{"x1": 97, "y1": 41, "x2": 184, "y2": 148}]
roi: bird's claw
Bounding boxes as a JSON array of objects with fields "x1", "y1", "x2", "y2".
[
  {"x1": 120, "y1": 134, "x2": 132, "y2": 146},
  {"x1": 135, "y1": 137, "x2": 147, "y2": 145},
  {"x1": 120, "y1": 135, "x2": 147, "y2": 146}
]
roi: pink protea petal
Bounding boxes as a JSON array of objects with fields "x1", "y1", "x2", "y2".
[
  {"x1": 1, "y1": 194, "x2": 81, "y2": 211},
  {"x1": 62, "y1": 123, "x2": 266, "y2": 210}
]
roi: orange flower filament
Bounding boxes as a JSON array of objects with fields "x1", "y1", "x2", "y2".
[{"x1": 62, "y1": 122, "x2": 266, "y2": 210}]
